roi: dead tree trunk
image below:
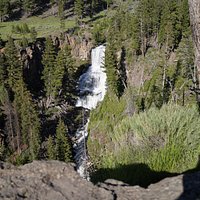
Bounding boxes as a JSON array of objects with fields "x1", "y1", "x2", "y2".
[{"x1": 188, "y1": 0, "x2": 200, "y2": 92}]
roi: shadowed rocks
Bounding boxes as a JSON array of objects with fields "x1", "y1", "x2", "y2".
[{"x1": 0, "y1": 160, "x2": 200, "y2": 200}]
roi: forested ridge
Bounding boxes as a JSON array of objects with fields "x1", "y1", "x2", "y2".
[
  {"x1": 0, "y1": 0, "x2": 109, "y2": 21},
  {"x1": 0, "y1": 0, "x2": 200, "y2": 187}
]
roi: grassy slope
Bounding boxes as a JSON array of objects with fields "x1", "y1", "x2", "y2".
[
  {"x1": 0, "y1": 9, "x2": 108, "y2": 40},
  {"x1": 0, "y1": 16, "x2": 76, "y2": 40},
  {"x1": 89, "y1": 93, "x2": 200, "y2": 185}
]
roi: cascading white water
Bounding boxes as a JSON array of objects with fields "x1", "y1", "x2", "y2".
[
  {"x1": 76, "y1": 45, "x2": 107, "y2": 109},
  {"x1": 74, "y1": 45, "x2": 106, "y2": 178}
]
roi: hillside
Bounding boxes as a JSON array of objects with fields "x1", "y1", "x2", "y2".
[{"x1": 0, "y1": 0, "x2": 109, "y2": 39}]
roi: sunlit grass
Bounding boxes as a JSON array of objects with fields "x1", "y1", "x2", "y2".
[
  {"x1": 89, "y1": 98, "x2": 200, "y2": 184},
  {"x1": 0, "y1": 9, "x2": 115, "y2": 41},
  {"x1": 106, "y1": 104, "x2": 200, "y2": 171},
  {"x1": 0, "y1": 16, "x2": 76, "y2": 40}
]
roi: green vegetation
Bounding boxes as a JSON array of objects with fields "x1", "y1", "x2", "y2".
[
  {"x1": 42, "y1": 36, "x2": 57, "y2": 101},
  {"x1": 0, "y1": 0, "x2": 10, "y2": 22},
  {"x1": 12, "y1": 23, "x2": 30, "y2": 34},
  {"x1": 0, "y1": 0, "x2": 109, "y2": 40},
  {"x1": 0, "y1": 0, "x2": 199, "y2": 187},
  {"x1": 0, "y1": 16, "x2": 76, "y2": 40},
  {"x1": 0, "y1": 34, "x2": 76, "y2": 164},
  {"x1": 90, "y1": 103, "x2": 200, "y2": 185},
  {"x1": 46, "y1": 120, "x2": 73, "y2": 162},
  {"x1": 105, "y1": 43, "x2": 118, "y2": 96},
  {"x1": 88, "y1": 91, "x2": 127, "y2": 167},
  {"x1": 47, "y1": 135, "x2": 57, "y2": 159},
  {"x1": 86, "y1": 0, "x2": 199, "y2": 185},
  {"x1": 55, "y1": 119, "x2": 72, "y2": 162},
  {"x1": 74, "y1": 0, "x2": 84, "y2": 20},
  {"x1": 107, "y1": 104, "x2": 200, "y2": 171}
]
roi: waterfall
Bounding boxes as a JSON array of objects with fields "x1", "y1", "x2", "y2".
[
  {"x1": 76, "y1": 45, "x2": 107, "y2": 109},
  {"x1": 74, "y1": 45, "x2": 106, "y2": 178}
]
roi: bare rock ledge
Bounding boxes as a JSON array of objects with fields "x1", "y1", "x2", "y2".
[{"x1": 0, "y1": 161, "x2": 199, "y2": 200}]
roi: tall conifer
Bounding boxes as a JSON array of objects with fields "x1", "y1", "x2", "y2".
[
  {"x1": 14, "y1": 79, "x2": 40, "y2": 160},
  {"x1": 5, "y1": 37, "x2": 22, "y2": 89},
  {"x1": 42, "y1": 37, "x2": 56, "y2": 102},
  {"x1": 47, "y1": 135, "x2": 57, "y2": 160},
  {"x1": 56, "y1": 119, "x2": 71, "y2": 162},
  {"x1": 74, "y1": 0, "x2": 84, "y2": 19},
  {"x1": 105, "y1": 43, "x2": 118, "y2": 96}
]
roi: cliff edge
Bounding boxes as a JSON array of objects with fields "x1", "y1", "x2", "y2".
[{"x1": 0, "y1": 161, "x2": 200, "y2": 200}]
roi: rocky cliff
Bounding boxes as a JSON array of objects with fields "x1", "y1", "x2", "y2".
[{"x1": 0, "y1": 161, "x2": 199, "y2": 200}]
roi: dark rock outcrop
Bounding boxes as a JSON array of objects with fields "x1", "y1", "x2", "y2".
[
  {"x1": 0, "y1": 161, "x2": 112, "y2": 200},
  {"x1": 0, "y1": 161, "x2": 200, "y2": 200},
  {"x1": 64, "y1": 31, "x2": 93, "y2": 61}
]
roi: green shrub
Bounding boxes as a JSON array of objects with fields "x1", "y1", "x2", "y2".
[
  {"x1": 90, "y1": 104, "x2": 200, "y2": 184},
  {"x1": 113, "y1": 104, "x2": 200, "y2": 170},
  {"x1": 92, "y1": 17, "x2": 110, "y2": 45},
  {"x1": 88, "y1": 91, "x2": 126, "y2": 168}
]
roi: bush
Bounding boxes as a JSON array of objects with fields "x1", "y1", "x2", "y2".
[
  {"x1": 22, "y1": 23, "x2": 30, "y2": 33},
  {"x1": 92, "y1": 18, "x2": 110, "y2": 45},
  {"x1": 90, "y1": 104, "x2": 200, "y2": 184},
  {"x1": 11, "y1": 23, "x2": 30, "y2": 34},
  {"x1": 88, "y1": 91, "x2": 126, "y2": 168}
]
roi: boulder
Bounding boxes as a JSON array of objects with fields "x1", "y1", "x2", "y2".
[{"x1": 0, "y1": 160, "x2": 200, "y2": 200}]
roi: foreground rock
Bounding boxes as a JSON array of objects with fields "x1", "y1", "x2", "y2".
[
  {"x1": 0, "y1": 161, "x2": 199, "y2": 200},
  {"x1": 0, "y1": 161, "x2": 112, "y2": 200}
]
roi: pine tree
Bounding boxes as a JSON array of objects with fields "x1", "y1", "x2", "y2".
[
  {"x1": 42, "y1": 37, "x2": 56, "y2": 103},
  {"x1": 117, "y1": 47, "x2": 127, "y2": 98},
  {"x1": 0, "y1": 86, "x2": 17, "y2": 152},
  {"x1": 51, "y1": 46, "x2": 67, "y2": 98},
  {"x1": 158, "y1": 0, "x2": 181, "y2": 52},
  {"x1": 178, "y1": 0, "x2": 191, "y2": 37},
  {"x1": 22, "y1": 0, "x2": 36, "y2": 15},
  {"x1": 0, "y1": 0, "x2": 10, "y2": 22},
  {"x1": 74, "y1": 0, "x2": 84, "y2": 20},
  {"x1": 5, "y1": 37, "x2": 22, "y2": 90},
  {"x1": 105, "y1": 43, "x2": 118, "y2": 96},
  {"x1": 59, "y1": 45, "x2": 76, "y2": 98},
  {"x1": 135, "y1": 0, "x2": 163, "y2": 54},
  {"x1": 144, "y1": 64, "x2": 164, "y2": 108},
  {"x1": 56, "y1": 119, "x2": 71, "y2": 162},
  {"x1": 150, "y1": 0, "x2": 162, "y2": 34},
  {"x1": 58, "y1": 0, "x2": 65, "y2": 19},
  {"x1": 0, "y1": 53, "x2": 7, "y2": 86},
  {"x1": 14, "y1": 79, "x2": 41, "y2": 160},
  {"x1": 47, "y1": 135, "x2": 57, "y2": 159}
]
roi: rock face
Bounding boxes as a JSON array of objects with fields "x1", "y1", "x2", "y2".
[
  {"x1": 0, "y1": 161, "x2": 112, "y2": 200},
  {"x1": 64, "y1": 30, "x2": 93, "y2": 61},
  {"x1": 0, "y1": 161, "x2": 200, "y2": 200}
]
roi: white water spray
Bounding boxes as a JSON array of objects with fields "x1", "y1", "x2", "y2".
[
  {"x1": 75, "y1": 45, "x2": 106, "y2": 178},
  {"x1": 76, "y1": 45, "x2": 107, "y2": 109}
]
